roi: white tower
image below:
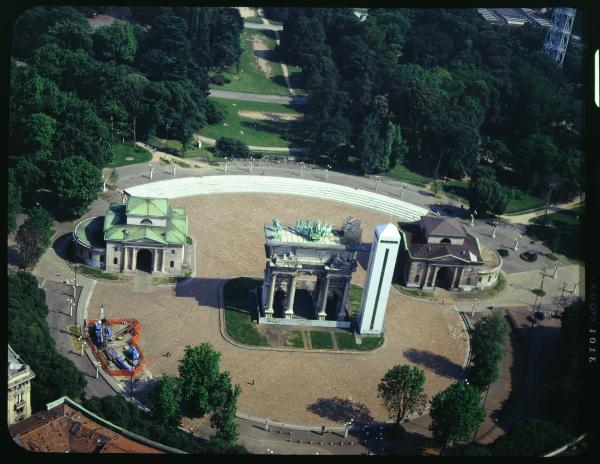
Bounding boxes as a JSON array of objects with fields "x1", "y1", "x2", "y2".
[{"x1": 357, "y1": 223, "x2": 400, "y2": 335}]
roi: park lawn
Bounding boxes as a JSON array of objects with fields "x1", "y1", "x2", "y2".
[
  {"x1": 336, "y1": 332, "x2": 383, "y2": 351},
  {"x1": 284, "y1": 330, "x2": 305, "y2": 348},
  {"x1": 348, "y1": 284, "x2": 363, "y2": 317},
  {"x1": 199, "y1": 97, "x2": 303, "y2": 148},
  {"x1": 107, "y1": 143, "x2": 152, "y2": 168},
  {"x1": 309, "y1": 331, "x2": 334, "y2": 349},
  {"x1": 146, "y1": 136, "x2": 212, "y2": 159},
  {"x1": 442, "y1": 180, "x2": 470, "y2": 205},
  {"x1": 384, "y1": 163, "x2": 434, "y2": 187},
  {"x1": 505, "y1": 193, "x2": 545, "y2": 214},
  {"x1": 208, "y1": 30, "x2": 288, "y2": 95},
  {"x1": 223, "y1": 277, "x2": 269, "y2": 346},
  {"x1": 526, "y1": 205, "x2": 584, "y2": 263},
  {"x1": 243, "y1": 15, "x2": 264, "y2": 24}
]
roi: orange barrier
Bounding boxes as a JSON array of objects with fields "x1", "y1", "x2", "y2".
[{"x1": 85, "y1": 318, "x2": 145, "y2": 377}]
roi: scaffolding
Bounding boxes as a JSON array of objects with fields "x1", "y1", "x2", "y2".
[{"x1": 542, "y1": 8, "x2": 576, "y2": 68}]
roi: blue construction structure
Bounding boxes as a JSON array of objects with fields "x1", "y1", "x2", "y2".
[
  {"x1": 94, "y1": 321, "x2": 103, "y2": 346},
  {"x1": 126, "y1": 345, "x2": 140, "y2": 362},
  {"x1": 106, "y1": 346, "x2": 132, "y2": 371}
]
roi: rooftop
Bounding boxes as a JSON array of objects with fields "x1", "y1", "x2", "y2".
[
  {"x1": 125, "y1": 197, "x2": 169, "y2": 218},
  {"x1": 8, "y1": 345, "x2": 33, "y2": 378},
  {"x1": 9, "y1": 397, "x2": 184, "y2": 454},
  {"x1": 399, "y1": 221, "x2": 483, "y2": 263},
  {"x1": 265, "y1": 226, "x2": 347, "y2": 248},
  {"x1": 420, "y1": 216, "x2": 467, "y2": 239},
  {"x1": 103, "y1": 201, "x2": 188, "y2": 245}
]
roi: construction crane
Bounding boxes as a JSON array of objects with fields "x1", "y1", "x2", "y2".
[{"x1": 542, "y1": 8, "x2": 576, "y2": 68}]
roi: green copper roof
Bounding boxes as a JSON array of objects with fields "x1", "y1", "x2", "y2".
[
  {"x1": 103, "y1": 199, "x2": 188, "y2": 245},
  {"x1": 126, "y1": 197, "x2": 169, "y2": 218}
]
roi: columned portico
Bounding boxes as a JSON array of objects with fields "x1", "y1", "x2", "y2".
[
  {"x1": 338, "y1": 279, "x2": 351, "y2": 320},
  {"x1": 285, "y1": 274, "x2": 298, "y2": 319},
  {"x1": 266, "y1": 273, "x2": 277, "y2": 318},
  {"x1": 451, "y1": 267, "x2": 459, "y2": 289},
  {"x1": 431, "y1": 266, "x2": 440, "y2": 289},
  {"x1": 132, "y1": 247, "x2": 138, "y2": 270},
  {"x1": 317, "y1": 276, "x2": 330, "y2": 320}
]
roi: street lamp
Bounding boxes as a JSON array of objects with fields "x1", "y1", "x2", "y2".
[
  {"x1": 224, "y1": 157, "x2": 228, "y2": 173},
  {"x1": 375, "y1": 176, "x2": 382, "y2": 191},
  {"x1": 148, "y1": 163, "x2": 155, "y2": 180},
  {"x1": 540, "y1": 267, "x2": 547, "y2": 291},
  {"x1": 492, "y1": 220, "x2": 499, "y2": 238},
  {"x1": 400, "y1": 183, "x2": 406, "y2": 199},
  {"x1": 514, "y1": 233, "x2": 522, "y2": 251},
  {"x1": 172, "y1": 163, "x2": 176, "y2": 176},
  {"x1": 553, "y1": 262, "x2": 561, "y2": 279},
  {"x1": 470, "y1": 210, "x2": 478, "y2": 227},
  {"x1": 249, "y1": 156, "x2": 254, "y2": 173},
  {"x1": 325, "y1": 165, "x2": 331, "y2": 180}
]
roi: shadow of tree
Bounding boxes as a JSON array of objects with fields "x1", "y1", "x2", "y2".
[
  {"x1": 403, "y1": 348, "x2": 464, "y2": 379},
  {"x1": 307, "y1": 397, "x2": 374, "y2": 425}
]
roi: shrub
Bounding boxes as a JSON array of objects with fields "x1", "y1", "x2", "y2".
[
  {"x1": 497, "y1": 248, "x2": 509, "y2": 257},
  {"x1": 531, "y1": 288, "x2": 546, "y2": 297},
  {"x1": 215, "y1": 137, "x2": 251, "y2": 159},
  {"x1": 209, "y1": 73, "x2": 230, "y2": 85},
  {"x1": 544, "y1": 252, "x2": 558, "y2": 261},
  {"x1": 519, "y1": 251, "x2": 538, "y2": 262}
]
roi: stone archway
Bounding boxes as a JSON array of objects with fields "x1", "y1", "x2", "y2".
[
  {"x1": 136, "y1": 249, "x2": 153, "y2": 273},
  {"x1": 273, "y1": 288, "x2": 287, "y2": 318},
  {"x1": 325, "y1": 293, "x2": 340, "y2": 321},
  {"x1": 434, "y1": 267, "x2": 454, "y2": 290}
]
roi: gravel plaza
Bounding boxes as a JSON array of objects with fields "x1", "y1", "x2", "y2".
[{"x1": 87, "y1": 193, "x2": 468, "y2": 426}]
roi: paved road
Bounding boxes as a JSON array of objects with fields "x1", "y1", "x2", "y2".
[
  {"x1": 195, "y1": 134, "x2": 309, "y2": 153},
  {"x1": 209, "y1": 89, "x2": 308, "y2": 106},
  {"x1": 244, "y1": 22, "x2": 283, "y2": 31}
]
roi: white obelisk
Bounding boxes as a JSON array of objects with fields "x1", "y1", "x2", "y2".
[{"x1": 358, "y1": 223, "x2": 400, "y2": 335}]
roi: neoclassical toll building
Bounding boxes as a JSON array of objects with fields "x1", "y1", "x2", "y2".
[
  {"x1": 396, "y1": 216, "x2": 502, "y2": 292},
  {"x1": 73, "y1": 196, "x2": 188, "y2": 275}
]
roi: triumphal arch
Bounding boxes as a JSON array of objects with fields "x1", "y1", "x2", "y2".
[{"x1": 260, "y1": 217, "x2": 363, "y2": 327}]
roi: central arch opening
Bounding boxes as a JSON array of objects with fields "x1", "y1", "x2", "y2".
[
  {"x1": 136, "y1": 249, "x2": 153, "y2": 273},
  {"x1": 434, "y1": 266, "x2": 454, "y2": 290}
]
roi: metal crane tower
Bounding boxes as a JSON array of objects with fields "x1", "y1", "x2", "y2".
[{"x1": 542, "y1": 8, "x2": 576, "y2": 68}]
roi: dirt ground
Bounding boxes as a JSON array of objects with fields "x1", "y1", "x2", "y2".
[
  {"x1": 250, "y1": 35, "x2": 274, "y2": 78},
  {"x1": 238, "y1": 110, "x2": 302, "y2": 122},
  {"x1": 88, "y1": 193, "x2": 467, "y2": 425},
  {"x1": 238, "y1": 7, "x2": 257, "y2": 18}
]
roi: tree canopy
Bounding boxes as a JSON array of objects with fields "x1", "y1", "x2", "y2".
[
  {"x1": 15, "y1": 207, "x2": 55, "y2": 269},
  {"x1": 428, "y1": 380, "x2": 486, "y2": 452},
  {"x1": 377, "y1": 364, "x2": 428, "y2": 426}
]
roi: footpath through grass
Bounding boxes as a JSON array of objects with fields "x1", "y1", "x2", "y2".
[
  {"x1": 200, "y1": 97, "x2": 304, "y2": 148},
  {"x1": 107, "y1": 143, "x2": 152, "y2": 168},
  {"x1": 209, "y1": 30, "x2": 288, "y2": 96}
]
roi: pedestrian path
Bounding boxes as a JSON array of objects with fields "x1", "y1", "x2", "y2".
[
  {"x1": 124, "y1": 175, "x2": 430, "y2": 222},
  {"x1": 194, "y1": 134, "x2": 309, "y2": 153}
]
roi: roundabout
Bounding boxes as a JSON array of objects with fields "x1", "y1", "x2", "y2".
[{"x1": 86, "y1": 183, "x2": 468, "y2": 426}]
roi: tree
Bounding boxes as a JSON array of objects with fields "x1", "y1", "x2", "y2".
[
  {"x1": 8, "y1": 170, "x2": 22, "y2": 234},
  {"x1": 93, "y1": 20, "x2": 138, "y2": 63},
  {"x1": 14, "y1": 159, "x2": 45, "y2": 207},
  {"x1": 8, "y1": 271, "x2": 86, "y2": 410},
  {"x1": 489, "y1": 418, "x2": 572, "y2": 457},
  {"x1": 210, "y1": 375, "x2": 241, "y2": 449},
  {"x1": 377, "y1": 364, "x2": 427, "y2": 427},
  {"x1": 178, "y1": 343, "x2": 222, "y2": 417},
  {"x1": 428, "y1": 380, "x2": 485, "y2": 452},
  {"x1": 12, "y1": 112, "x2": 57, "y2": 161},
  {"x1": 468, "y1": 311, "x2": 510, "y2": 390},
  {"x1": 152, "y1": 375, "x2": 182, "y2": 427},
  {"x1": 15, "y1": 207, "x2": 55, "y2": 269},
  {"x1": 48, "y1": 156, "x2": 102, "y2": 218},
  {"x1": 468, "y1": 175, "x2": 510, "y2": 216},
  {"x1": 41, "y1": 18, "x2": 93, "y2": 53},
  {"x1": 214, "y1": 137, "x2": 251, "y2": 159}
]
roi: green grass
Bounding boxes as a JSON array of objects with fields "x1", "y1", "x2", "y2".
[
  {"x1": 309, "y1": 331, "x2": 334, "y2": 349},
  {"x1": 545, "y1": 252, "x2": 559, "y2": 261},
  {"x1": 107, "y1": 143, "x2": 152, "y2": 168},
  {"x1": 199, "y1": 97, "x2": 304, "y2": 148},
  {"x1": 442, "y1": 180, "x2": 470, "y2": 204},
  {"x1": 75, "y1": 264, "x2": 119, "y2": 280},
  {"x1": 68, "y1": 325, "x2": 85, "y2": 351},
  {"x1": 284, "y1": 330, "x2": 305, "y2": 348},
  {"x1": 532, "y1": 288, "x2": 546, "y2": 297},
  {"x1": 243, "y1": 15, "x2": 264, "y2": 24},
  {"x1": 336, "y1": 332, "x2": 384, "y2": 351},
  {"x1": 348, "y1": 284, "x2": 363, "y2": 317},
  {"x1": 526, "y1": 206, "x2": 583, "y2": 263},
  {"x1": 209, "y1": 30, "x2": 289, "y2": 96},
  {"x1": 185, "y1": 236, "x2": 193, "y2": 245},
  {"x1": 147, "y1": 136, "x2": 210, "y2": 158},
  {"x1": 223, "y1": 277, "x2": 269, "y2": 346},
  {"x1": 384, "y1": 163, "x2": 433, "y2": 187},
  {"x1": 505, "y1": 193, "x2": 546, "y2": 214},
  {"x1": 394, "y1": 284, "x2": 434, "y2": 299}
]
